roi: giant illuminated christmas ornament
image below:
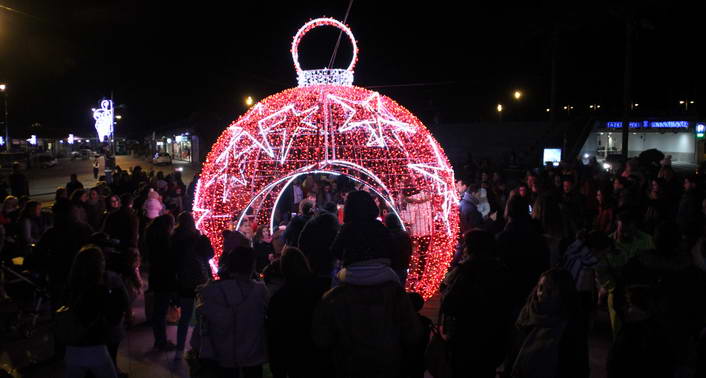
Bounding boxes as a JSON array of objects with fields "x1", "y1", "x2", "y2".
[{"x1": 194, "y1": 17, "x2": 458, "y2": 298}]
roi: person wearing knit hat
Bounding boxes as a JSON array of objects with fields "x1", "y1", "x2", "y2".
[{"x1": 313, "y1": 190, "x2": 421, "y2": 377}]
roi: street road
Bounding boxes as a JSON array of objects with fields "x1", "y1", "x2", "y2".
[{"x1": 26, "y1": 155, "x2": 196, "y2": 203}]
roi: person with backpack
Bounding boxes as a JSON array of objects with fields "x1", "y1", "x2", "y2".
[{"x1": 172, "y1": 211, "x2": 214, "y2": 357}]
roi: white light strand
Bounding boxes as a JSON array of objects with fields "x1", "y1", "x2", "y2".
[
  {"x1": 93, "y1": 100, "x2": 113, "y2": 142},
  {"x1": 292, "y1": 18, "x2": 358, "y2": 87}
]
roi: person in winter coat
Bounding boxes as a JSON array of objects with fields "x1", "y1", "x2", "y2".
[
  {"x1": 144, "y1": 214, "x2": 177, "y2": 350},
  {"x1": 441, "y1": 229, "x2": 514, "y2": 378},
  {"x1": 63, "y1": 245, "x2": 128, "y2": 378},
  {"x1": 503, "y1": 268, "x2": 589, "y2": 378},
  {"x1": 101, "y1": 194, "x2": 139, "y2": 250},
  {"x1": 172, "y1": 212, "x2": 214, "y2": 355},
  {"x1": 267, "y1": 247, "x2": 328, "y2": 378},
  {"x1": 459, "y1": 188, "x2": 483, "y2": 234},
  {"x1": 315, "y1": 190, "x2": 422, "y2": 378},
  {"x1": 143, "y1": 189, "x2": 164, "y2": 220},
  {"x1": 191, "y1": 246, "x2": 268, "y2": 378}
]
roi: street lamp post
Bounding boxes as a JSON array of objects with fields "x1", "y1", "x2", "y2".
[
  {"x1": 496, "y1": 104, "x2": 503, "y2": 123},
  {"x1": 679, "y1": 99, "x2": 695, "y2": 112},
  {"x1": 1, "y1": 84, "x2": 8, "y2": 152},
  {"x1": 563, "y1": 105, "x2": 574, "y2": 118}
]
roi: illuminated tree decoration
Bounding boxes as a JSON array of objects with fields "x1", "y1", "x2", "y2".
[
  {"x1": 194, "y1": 17, "x2": 458, "y2": 299},
  {"x1": 93, "y1": 99, "x2": 113, "y2": 143}
]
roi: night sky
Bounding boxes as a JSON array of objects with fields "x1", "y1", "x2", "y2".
[{"x1": 0, "y1": 2, "x2": 703, "y2": 140}]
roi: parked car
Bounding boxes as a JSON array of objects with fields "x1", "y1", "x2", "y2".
[
  {"x1": 153, "y1": 152, "x2": 172, "y2": 165},
  {"x1": 80, "y1": 149, "x2": 93, "y2": 160},
  {"x1": 38, "y1": 155, "x2": 58, "y2": 168}
]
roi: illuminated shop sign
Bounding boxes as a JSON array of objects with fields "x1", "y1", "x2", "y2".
[
  {"x1": 696, "y1": 123, "x2": 705, "y2": 139},
  {"x1": 605, "y1": 120, "x2": 690, "y2": 129}
]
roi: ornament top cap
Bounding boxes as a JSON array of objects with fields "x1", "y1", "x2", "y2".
[{"x1": 291, "y1": 17, "x2": 358, "y2": 87}]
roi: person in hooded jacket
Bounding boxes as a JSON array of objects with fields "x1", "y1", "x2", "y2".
[
  {"x1": 502, "y1": 268, "x2": 589, "y2": 378},
  {"x1": 267, "y1": 247, "x2": 328, "y2": 378},
  {"x1": 315, "y1": 190, "x2": 422, "y2": 378},
  {"x1": 191, "y1": 246, "x2": 268, "y2": 378},
  {"x1": 172, "y1": 211, "x2": 214, "y2": 356}
]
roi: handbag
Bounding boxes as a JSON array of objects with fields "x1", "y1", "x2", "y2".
[
  {"x1": 55, "y1": 305, "x2": 87, "y2": 345},
  {"x1": 425, "y1": 324, "x2": 452, "y2": 378}
]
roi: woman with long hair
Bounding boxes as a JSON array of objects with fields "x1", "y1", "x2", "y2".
[
  {"x1": 594, "y1": 188, "x2": 616, "y2": 234},
  {"x1": 267, "y1": 247, "x2": 328, "y2": 378},
  {"x1": 172, "y1": 211, "x2": 214, "y2": 356},
  {"x1": 70, "y1": 189, "x2": 90, "y2": 225},
  {"x1": 253, "y1": 225, "x2": 274, "y2": 273},
  {"x1": 18, "y1": 200, "x2": 45, "y2": 248},
  {"x1": 145, "y1": 214, "x2": 177, "y2": 351},
  {"x1": 63, "y1": 245, "x2": 128, "y2": 378}
]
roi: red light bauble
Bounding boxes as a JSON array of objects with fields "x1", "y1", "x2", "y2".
[{"x1": 194, "y1": 17, "x2": 458, "y2": 299}]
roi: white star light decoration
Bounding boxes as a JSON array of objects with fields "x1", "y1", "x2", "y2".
[
  {"x1": 328, "y1": 92, "x2": 416, "y2": 148},
  {"x1": 253, "y1": 104, "x2": 319, "y2": 163},
  {"x1": 200, "y1": 95, "x2": 417, "y2": 204}
]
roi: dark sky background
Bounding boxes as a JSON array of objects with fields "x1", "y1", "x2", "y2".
[{"x1": 0, "y1": 1, "x2": 703, "y2": 140}]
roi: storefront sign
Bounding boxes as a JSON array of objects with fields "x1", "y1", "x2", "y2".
[
  {"x1": 696, "y1": 123, "x2": 705, "y2": 139},
  {"x1": 605, "y1": 120, "x2": 690, "y2": 129}
]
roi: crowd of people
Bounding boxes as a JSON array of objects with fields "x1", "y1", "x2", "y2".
[{"x1": 0, "y1": 153, "x2": 706, "y2": 378}]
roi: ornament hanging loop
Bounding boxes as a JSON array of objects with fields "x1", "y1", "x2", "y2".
[{"x1": 291, "y1": 17, "x2": 358, "y2": 87}]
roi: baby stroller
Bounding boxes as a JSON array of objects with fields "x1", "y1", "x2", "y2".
[{"x1": 0, "y1": 259, "x2": 50, "y2": 339}]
